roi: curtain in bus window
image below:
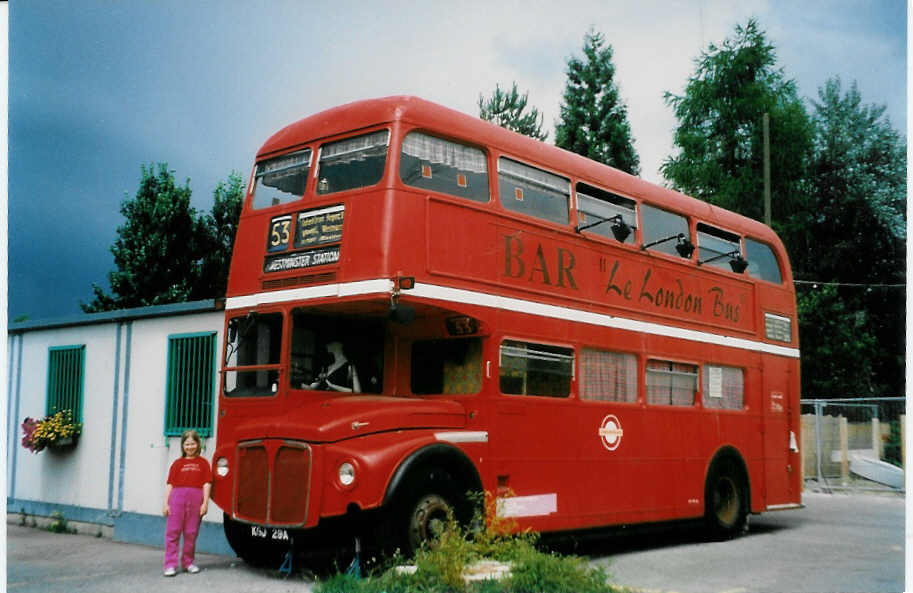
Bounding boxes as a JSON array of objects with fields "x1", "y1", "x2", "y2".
[
  {"x1": 702, "y1": 365, "x2": 744, "y2": 410},
  {"x1": 317, "y1": 130, "x2": 389, "y2": 195},
  {"x1": 252, "y1": 149, "x2": 311, "y2": 210},
  {"x1": 400, "y1": 132, "x2": 490, "y2": 202},
  {"x1": 498, "y1": 158, "x2": 569, "y2": 225},
  {"x1": 580, "y1": 349, "x2": 637, "y2": 402},
  {"x1": 499, "y1": 340, "x2": 573, "y2": 397},
  {"x1": 646, "y1": 360, "x2": 697, "y2": 406},
  {"x1": 745, "y1": 238, "x2": 783, "y2": 284}
]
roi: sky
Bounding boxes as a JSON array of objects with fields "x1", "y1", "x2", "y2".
[{"x1": 7, "y1": 0, "x2": 907, "y2": 320}]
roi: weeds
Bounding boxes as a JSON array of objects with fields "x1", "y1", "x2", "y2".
[
  {"x1": 47, "y1": 511, "x2": 77, "y2": 534},
  {"x1": 314, "y1": 492, "x2": 631, "y2": 593}
]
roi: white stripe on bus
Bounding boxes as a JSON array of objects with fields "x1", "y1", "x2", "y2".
[{"x1": 226, "y1": 279, "x2": 800, "y2": 359}]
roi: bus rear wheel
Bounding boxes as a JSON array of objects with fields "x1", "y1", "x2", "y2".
[{"x1": 704, "y1": 458, "x2": 747, "y2": 540}]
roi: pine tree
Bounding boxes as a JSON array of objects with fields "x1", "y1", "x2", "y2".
[
  {"x1": 555, "y1": 30, "x2": 640, "y2": 175},
  {"x1": 796, "y1": 78, "x2": 906, "y2": 396},
  {"x1": 478, "y1": 82, "x2": 548, "y2": 141},
  {"x1": 661, "y1": 18, "x2": 812, "y2": 223}
]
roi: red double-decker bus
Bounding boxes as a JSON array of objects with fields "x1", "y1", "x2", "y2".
[{"x1": 210, "y1": 96, "x2": 801, "y2": 564}]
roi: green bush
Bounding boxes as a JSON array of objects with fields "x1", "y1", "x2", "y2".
[{"x1": 313, "y1": 494, "x2": 630, "y2": 593}]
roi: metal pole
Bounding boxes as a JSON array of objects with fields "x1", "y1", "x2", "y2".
[
  {"x1": 763, "y1": 113, "x2": 771, "y2": 226},
  {"x1": 815, "y1": 401, "x2": 826, "y2": 490}
]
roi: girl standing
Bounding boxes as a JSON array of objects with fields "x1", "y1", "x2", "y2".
[{"x1": 162, "y1": 429, "x2": 212, "y2": 576}]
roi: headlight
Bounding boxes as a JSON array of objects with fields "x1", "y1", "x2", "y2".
[
  {"x1": 216, "y1": 457, "x2": 229, "y2": 477},
  {"x1": 338, "y1": 462, "x2": 356, "y2": 487}
]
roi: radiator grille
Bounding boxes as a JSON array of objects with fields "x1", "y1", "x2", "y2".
[{"x1": 234, "y1": 440, "x2": 312, "y2": 526}]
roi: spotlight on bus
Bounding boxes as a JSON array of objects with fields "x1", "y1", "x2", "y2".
[
  {"x1": 730, "y1": 255, "x2": 749, "y2": 274},
  {"x1": 675, "y1": 237, "x2": 695, "y2": 259},
  {"x1": 611, "y1": 219, "x2": 632, "y2": 243}
]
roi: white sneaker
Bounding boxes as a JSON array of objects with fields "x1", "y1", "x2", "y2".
[
  {"x1": 186, "y1": 564, "x2": 200, "y2": 574},
  {"x1": 163, "y1": 567, "x2": 177, "y2": 577}
]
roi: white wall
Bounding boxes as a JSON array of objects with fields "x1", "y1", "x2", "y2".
[
  {"x1": 119, "y1": 312, "x2": 223, "y2": 521},
  {"x1": 10, "y1": 323, "x2": 118, "y2": 510},
  {"x1": 7, "y1": 306, "x2": 224, "y2": 527}
]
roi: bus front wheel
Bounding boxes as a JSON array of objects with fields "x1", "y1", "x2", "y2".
[
  {"x1": 395, "y1": 471, "x2": 461, "y2": 556},
  {"x1": 704, "y1": 458, "x2": 748, "y2": 540}
]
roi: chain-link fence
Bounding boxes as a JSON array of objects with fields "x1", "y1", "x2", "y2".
[{"x1": 800, "y1": 397, "x2": 905, "y2": 492}]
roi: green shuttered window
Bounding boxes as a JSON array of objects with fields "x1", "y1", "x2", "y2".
[
  {"x1": 47, "y1": 346, "x2": 86, "y2": 421},
  {"x1": 165, "y1": 333, "x2": 216, "y2": 437}
]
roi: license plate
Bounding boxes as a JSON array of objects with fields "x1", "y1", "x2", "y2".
[{"x1": 250, "y1": 525, "x2": 289, "y2": 541}]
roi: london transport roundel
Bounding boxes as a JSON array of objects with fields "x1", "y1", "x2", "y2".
[{"x1": 598, "y1": 415, "x2": 623, "y2": 451}]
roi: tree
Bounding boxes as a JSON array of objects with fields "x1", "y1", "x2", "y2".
[
  {"x1": 82, "y1": 165, "x2": 244, "y2": 313},
  {"x1": 193, "y1": 171, "x2": 245, "y2": 299},
  {"x1": 662, "y1": 18, "x2": 812, "y2": 224},
  {"x1": 555, "y1": 30, "x2": 640, "y2": 175},
  {"x1": 478, "y1": 82, "x2": 548, "y2": 141},
  {"x1": 795, "y1": 78, "x2": 906, "y2": 396}
]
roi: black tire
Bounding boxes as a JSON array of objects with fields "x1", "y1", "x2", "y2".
[
  {"x1": 704, "y1": 457, "x2": 748, "y2": 540},
  {"x1": 222, "y1": 513, "x2": 288, "y2": 568}
]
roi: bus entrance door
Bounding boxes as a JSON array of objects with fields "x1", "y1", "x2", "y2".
[{"x1": 762, "y1": 356, "x2": 795, "y2": 505}]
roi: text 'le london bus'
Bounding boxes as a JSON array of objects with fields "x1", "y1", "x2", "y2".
[{"x1": 209, "y1": 96, "x2": 801, "y2": 565}]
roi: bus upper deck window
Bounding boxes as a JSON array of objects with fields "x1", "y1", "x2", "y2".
[
  {"x1": 641, "y1": 204, "x2": 692, "y2": 258},
  {"x1": 696, "y1": 223, "x2": 744, "y2": 272},
  {"x1": 745, "y1": 238, "x2": 783, "y2": 284},
  {"x1": 400, "y1": 132, "x2": 489, "y2": 202},
  {"x1": 316, "y1": 130, "x2": 389, "y2": 195},
  {"x1": 575, "y1": 183, "x2": 637, "y2": 244},
  {"x1": 498, "y1": 158, "x2": 570, "y2": 225},
  {"x1": 252, "y1": 149, "x2": 312, "y2": 210}
]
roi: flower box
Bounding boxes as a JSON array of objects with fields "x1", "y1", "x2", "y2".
[{"x1": 21, "y1": 411, "x2": 82, "y2": 453}]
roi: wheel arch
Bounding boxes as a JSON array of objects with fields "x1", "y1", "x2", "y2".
[
  {"x1": 705, "y1": 445, "x2": 751, "y2": 507},
  {"x1": 382, "y1": 443, "x2": 483, "y2": 509}
]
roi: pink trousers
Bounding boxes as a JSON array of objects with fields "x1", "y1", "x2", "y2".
[{"x1": 164, "y1": 487, "x2": 203, "y2": 570}]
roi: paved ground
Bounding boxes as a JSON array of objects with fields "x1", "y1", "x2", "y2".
[
  {"x1": 7, "y1": 491, "x2": 906, "y2": 593},
  {"x1": 588, "y1": 491, "x2": 906, "y2": 593}
]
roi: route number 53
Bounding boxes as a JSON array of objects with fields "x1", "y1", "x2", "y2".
[{"x1": 268, "y1": 216, "x2": 292, "y2": 251}]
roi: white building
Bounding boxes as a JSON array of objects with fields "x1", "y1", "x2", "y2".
[{"x1": 6, "y1": 300, "x2": 232, "y2": 555}]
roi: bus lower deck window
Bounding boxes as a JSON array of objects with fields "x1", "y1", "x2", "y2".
[
  {"x1": 580, "y1": 348, "x2": 638, "y2": 402},
  {"x1": 703, "y1": 365, "x2": 745, "y2": 410},
  {"x1": 224, "y1": 313, "x2": 283, "y2": 397},
  {"x1": 500, "y1": 340, "x2": 573, "y2": 397},
  {"x1": 646, "y1": 360, "x2": 698, "y2": 406}
]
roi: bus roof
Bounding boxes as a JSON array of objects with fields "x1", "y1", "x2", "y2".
[{"x1": 258, "y1": 95, "x2": 787, "y2": 256}]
